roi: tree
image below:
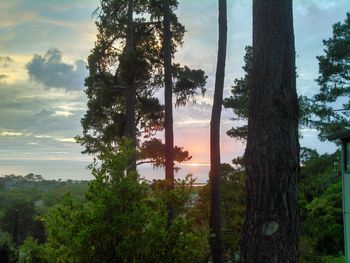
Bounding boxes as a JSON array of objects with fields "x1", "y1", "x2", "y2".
[
  {"x1": 220, "y1": 164, "x2": 245, "y2": 262},
  {"x1": 241, "y1": 0, "x2": 299, "y2": 261},
  {"x1": 223, "y1": 46, "x2": 252, "y2": 143},
  {"x1": 77, "y1": 0, "x2": 164, "y2": 162},
  {"x1": 300, "y1": 13, "x2": 350, "y2": 139},
  {"x1": 29, "y1": 145, "x2": 209, "y2": 263},
  {"x1": 0, "y1": 201, "x2": 36, "y2": 246},
  {"x1": 0, "y1": 230, "x2": 18, "y2": 263},
  {"x1": 77, "y1": 0, "x2": 206, "y2": 171},
  {"x1": 297, "y1": 150, "x2": 343, "y2": 262},
  {"x1": 189, "y1": 164, "x2": 246, "y2": 262},
  {"x1": 163, "y1": 0, "x2": 175, "y2": 225},
  {"x1": 226, "y1": 13, "x2": 350, "y2": 144},
  {"x1": 124, "y1": 0, "x2": 137, "y2": 171},
  {"x1": 19, "y1": 238, "x2": 46, "y2": 263},
  {"x1": 209, "y1": 0, "x2": 227, "y2": 262},
  {"x1": 223, "y1": 46, "x2": 251, "y2": 167}
]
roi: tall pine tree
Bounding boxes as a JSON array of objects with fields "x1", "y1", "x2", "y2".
[
  {"x1": 300, "y1": 13, "x2": 350, "y2": 139},
  {"x1": 77, "y1": 0, "x2": 206, "y2": 171},
  {"x1": 241, "y1": 0, "x2": 299, "y2": 261},
  {"x1": 209, "y1": 0, "x2": 227, "y2": 262}
]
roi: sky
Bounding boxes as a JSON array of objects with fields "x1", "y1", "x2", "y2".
[{"x1": 0, "y1": 0, "x2": 348, "y2": 182}]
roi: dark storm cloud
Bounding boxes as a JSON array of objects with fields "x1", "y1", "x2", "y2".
[
  {"x1": 26, "y1": 48, "x2": 87, "y2": 91},
  {"x1": 0, "y1": 56, "x2": 14, "y2": 67}
]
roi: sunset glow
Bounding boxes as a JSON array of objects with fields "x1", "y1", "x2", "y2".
[
  {"x1": 0, "y1": 0, "x2": 343, "y2": 180},
  {"x1": 181, "y1": 162, "x2": 210, "y2": 167}
]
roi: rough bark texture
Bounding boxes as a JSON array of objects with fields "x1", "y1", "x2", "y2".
[
  {"x1": 241, "y1": 0, "x2": 299, "y2": 262},
  {"x1": 163, "y1": 0, "x2": 175, "y2": 226},
  {"x1": 125, "y1": 0, "x2": 137, "y2": 171},
  {"x1": 209, "y1": 0, "x2": 227, "y2": 262}
]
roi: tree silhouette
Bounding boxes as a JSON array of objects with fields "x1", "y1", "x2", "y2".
[
  {"x1": 300, "y1": 13, "x2": 350, "y2": 139},
  {"x1": 241, "y1": 0, "x2": 299, "y2": 261},
  {"x1": 77, "y1": 0, "x2": 206, "y2": 171},
  {"x1": 209, "y1": 0, "x2": 227, "y2": 262}
]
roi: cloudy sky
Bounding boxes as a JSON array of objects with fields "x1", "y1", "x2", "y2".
[{"x1": 0, "y1": 0, "x2": 348, "y2": 181}]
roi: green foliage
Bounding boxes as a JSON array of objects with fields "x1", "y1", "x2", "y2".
[
  {"x1": 300, "y1": 13, "x2": 350, "y2": 139},
  {"x1": 306, "y1": 182, "x2": 343, "y2": 255},
  {"x1": 138, "y1": 138, "x2": 192, "y2": 167},
  {"x1": 1, "y1": 202, "x2": 35, "y2": 245},
  {"x1": 0, "y1": 230, "x2": 18, "y2": 263},
  {"x1": 190, "y1": 164, "x2": 246, "y2": 262},
  {"x1": 298, "y1": 149, "x2": 344, "y2": 262},
  {"x1": 300, "y1": 147, "x2": 320, "y2": 164},
  {"x1": 173, "y1": 65, "x2": 207, "y2": 107},
  {"x1": 77, "y1": 0, "x2": 206, "y2": 168},
  {"x1": 33, "y1": 147, "x2": 208, "y2": 262},
  {"x1": 226, "y1": 13, "x2": 349, "y2": 143},
  {"x1": 223, "y1": 46, "x2": 252, "y2": 142},
  {"x1": 320, "y1": 255, "x2": 345, "y2": 263},
  {"x1": 298, "y1": 149, "x2": 340, "y2": 203},
  {"x1": 299, "y1": 181, "x2": 344, "y2": 262},
  {"x1": 19, "y1": 238, "x2": 46, "y2": 263},
  {"x1": 0, "y1": 174, "x2": 89, "y2": 247},
  {"x1": 221, "y1": 164, "x2": 245, "y2": 262},
  {"x1": 0, "y1": 155, "x2": 345, "y2": 262}
]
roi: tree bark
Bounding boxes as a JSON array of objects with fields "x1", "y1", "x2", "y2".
[
  {"x1": 241, "y1": 0, "x2": 299, "y2": 262},
  {"x1": 125, "y1": 0, "x2": 137, "y2": 172},
  {"x1": 163, "y1": 0, "x2": 175, "y2": 226},
  {"x1": 209, "y1": 0, "x2": 227, "y2": 262}
]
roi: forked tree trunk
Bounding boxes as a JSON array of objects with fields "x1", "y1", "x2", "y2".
[
  {"x1": 163, "y1": 0, "x2": 175, "y2": 226},
  {"x1": 125, "y1": 0, "x2": 137, "y2": 171},
  {"x1": 209, "y1": 0, "x2": 227, "y2": 262},
  {"x1": 241, "y1": 0, "x2": 299, "y2": 262}
]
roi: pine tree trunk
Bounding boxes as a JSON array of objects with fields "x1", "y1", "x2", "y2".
[
  {"x1": 125, "y1": 0, "x2": 136, "y2": 171},
  {"x1": 163, "y1": 0, "x2": 175, "y2": 226},
  {"x1": 241, "y1": 0, "x2": 299, "y2": 262},
  {"x1": 209, "y1": 0, "x2": 227, "y2": 262}
]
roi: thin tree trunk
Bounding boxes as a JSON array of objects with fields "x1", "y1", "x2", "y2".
[
  {"x1": 163, "y1": 0, "x2": 175, "y2": 226},
  {"x1": 125, "y1": 0, "x2": 136, "y2": 171},
  {"x1": 241, "y1": 0, "x2": 299, "y2": 262},
  {"x1": 209, "y1": 0, "x2": 227, "y2": 262}
]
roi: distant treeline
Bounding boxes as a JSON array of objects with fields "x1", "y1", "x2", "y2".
[{"x1": 0, "y1": 174, "x2": 88, "y2": 245}]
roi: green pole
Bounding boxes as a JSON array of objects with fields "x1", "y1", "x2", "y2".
[{"x1": 343, "y1": 140, "x2": 350, "y2": 262}]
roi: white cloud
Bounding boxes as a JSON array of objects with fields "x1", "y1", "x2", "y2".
[
  {"x1": 0, "y1": 130, "x2": 24, "y2": 137},
  {"x1": 53, "y1": 111, "x2": 73, "y2": 117},
  {"x1": 54, "y1": 137, "x2": 76, "y2": 143}
]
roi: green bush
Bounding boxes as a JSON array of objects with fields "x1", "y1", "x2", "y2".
[
  {"x1": 18, "y1": 237, "x2": 46, "y2": 263},
  {"x1": 0, "y1": 230, "x2": 18, "y2": 263},
  {"x1": 38, "y1": 145, "x2": 208, "y2": 262}
]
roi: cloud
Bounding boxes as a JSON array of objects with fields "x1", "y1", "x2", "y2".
[
  {"x1": 0, "y1": 56, "x2": 14, "y2": 67},
  {"x1": 0, "y1": 74, "x2": 8, "y2": 81},
  {"x1": 54, "y1": 137, "x2": 76, "y2": 143},
  {"x1": 0, "y1": 80, "x2": 86, "y2": 136},
  {"x1": 26, "y1": 48, "x2": 87, "y2": 91},
  {"x1": 0, "y1": 79, "x2": 88, "y2": 162},
  {"x1": 295, "y1": 0, "x2": 345, "y2": 11},
  {"x1": 0, "y1": 2, "x2": 37, "y2": 28},
  {"x1": 0, "y1": 130, "x2": 24, "y2": 137}
]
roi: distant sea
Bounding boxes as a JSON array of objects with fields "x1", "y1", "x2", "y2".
[{"x1": 0, "y1": 160, "x2": 210, "y2": 184}]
